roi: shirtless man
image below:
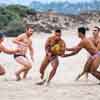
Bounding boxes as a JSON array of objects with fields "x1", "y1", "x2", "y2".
[
  {"x1": 0, "y1": 32, "x2": 19, "y2": 75},
  {"x1": 37, "y1": 30, "x2": 66, "y2": 85},
  {"x1": 63, "y1": 27, "x2": 100, "y2": 81},
  {"x1": 13, "y1": 25, "x2": 34, "y2": 81},
  {"x1": 75, "y1": 26, "x2": 100, "y2": 80}
]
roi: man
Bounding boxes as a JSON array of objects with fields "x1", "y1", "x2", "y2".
[
  {"x1": 37, "y1": 30, "x2": 66, "y2": 85},
  {"x1": 13, "y1": 25, "x2": 34, "y2": 81},
  {"x1": 63, "y1": 27, "x2": 100, "y2": 82},
  {"x1": 75, "y1": 26, "x2": 100, "y2": 80},
  {"x1": 0, "y1": 32, "x2": 20, "y2": 76}
]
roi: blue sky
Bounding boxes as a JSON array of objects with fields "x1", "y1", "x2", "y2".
[{"x1": 0, "y1": 0, "x2": 99, "y2": 5}]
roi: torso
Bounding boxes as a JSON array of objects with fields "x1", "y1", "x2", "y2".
[
  {"x1": 47, "y1": 36, "x2": 66, "y2": 55},
  {"x1": 89, "y1": 36, "x2": 100, "y2": 51},
  {"x1": 48, "y1": 36, "x2": 64, "y2": 47},
  {"x1": 15, "y1": 33, "x2": 32, "y2": 55},
  {"x1": 82, "y1": 38, "x2": 98, "y2": 55}
]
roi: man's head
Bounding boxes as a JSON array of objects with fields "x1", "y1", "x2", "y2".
[
  {"x1": 92, "y1": 26, "x2": 100, "y2": 37},
  {"x1": 0, "y1": 32, "x2": 4, "y2": 43},
  {"x1": 78, "y1": 27, "x2": 86, "y2": 38},
  {"x1": 25, "y1": 25, "x2": 33, "y2": 37},
  {"x1": 54, "y1": 29, "x2": 61, "y2": 41}
]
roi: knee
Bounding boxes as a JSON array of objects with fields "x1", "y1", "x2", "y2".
[
  {"x1": 52, "y1": 67, "x2": 58, "y2": 73},
  {"x1": 28, "y1": 64, "x2": 32, "y2": 69},
  {"x1": 40, "y1": 65, "x2": 45, "y2": 74},
  {"x1": 51, "y1": 63, "x2": 58, "y2": 71},
  {"x1": 25, "y1": 63, "x2": 32, "y2": 70},
  {"x1": 0, "y1": 70, "x2": 5, "y2": 75},
  {"x1": 40, "y1": 63, "x2": 47, "y2": 74},
  {"x1": 28, "y1": 65, "x2": 32, "y2": 70},
  {"x1": 90, "y1": 68, "x2": 96, "y2": 74}
]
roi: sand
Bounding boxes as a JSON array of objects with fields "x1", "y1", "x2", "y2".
[{"x1": 0, "y1": 31, "x2": 100, "y2": 100}]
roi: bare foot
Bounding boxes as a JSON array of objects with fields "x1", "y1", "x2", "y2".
[
  {"x1": 36, "y1": 80, "x2": 46, "y2": 85},
  {"x1": 98, "y1": 83, "x2": 100, "y2": 85},
  {"x1": 75, "y1": 75, "x2": 81, "y2": 81},
  {"x1": 15, "y1": 72, "x2": 21, "y2": 81},
  {"x1": 40, "y1": 73, "x2": 44, "y2": 80},
  {"x1": 46, "y1": 81, "x2": 51, "y2": 86}
]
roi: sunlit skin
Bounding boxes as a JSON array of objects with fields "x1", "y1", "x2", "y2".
[
  {"x1": 13, "y1": 26, "x2": 34, "y2": 81},
  {"x1": 75, "y1": 27, "x2": 100, "y2": 80},
  {"x1": 63, "y1": 27, "x2": 100, "y2": 81},
  {"x1": 0, "y1": 35, "x2": 20, "y2": 76},
  {"x1": 37, "y1": 30, "x2": 66, "y2": 85}
]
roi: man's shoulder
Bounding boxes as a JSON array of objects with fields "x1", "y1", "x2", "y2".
[
  {"x1": 47, "y1": 36, "x2": 54, "y2": 40},
  {"x1": 17, "y1": 33, "x2": 26, "y2": 38},
  {"x1": 60, "y1": 38, "x2": 65, "y2": 42},
  {"x1": 78, "y1": 38, "x2": 87, "y2": 45},
  {"x1": 88, "y1": 37, "x2": 93, "y2": 40}
]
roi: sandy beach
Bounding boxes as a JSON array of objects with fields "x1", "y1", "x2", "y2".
[{"x1": 0, "y1": 31, "x2": 100, "y2": 100}]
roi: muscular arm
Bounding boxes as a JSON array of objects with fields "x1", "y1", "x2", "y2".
[
  {"x1": 96, "y1": 40, "x2": 100, "y2": 51},
  {"x1": 66, "y1": 47, "x2": 76, "y2": 51},
  {"x1": 13, "y1": 34, "x2": 26, "y2": 46},
  {"x1": 45, "y1": 38, "x2": 51, "y2": 54},
  {"x1": 0, "y1": 44, "x2": 18, "y2": 54},
  {"x1": 63, "y1": 42, "x2": 83, "y2": 57},
  {"x1": 29, "y1": 40, "x2": 34, "y2": 61},
  {"x1": 61, "y1": 40, "x2": 66, "y2": 51}
]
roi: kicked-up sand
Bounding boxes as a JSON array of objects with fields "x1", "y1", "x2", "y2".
[{"x1": 0, "y1": 30, "x2": 100, "y2": 100}]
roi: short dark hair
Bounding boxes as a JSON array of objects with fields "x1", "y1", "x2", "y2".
[
  {"x1": 55, "y1": 29, "x2": 61, "y2": 33},
  {"x1": 26, "y1": 24, "x2": 33, "y2": 30},
  {"x1": 78, "y1": 27, "x2": 86, "y2": 35},
  {"x1": 0, "y1": 32, "x2": 4, "y2": 39}
]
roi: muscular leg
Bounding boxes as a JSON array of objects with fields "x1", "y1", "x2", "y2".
[
  {"x1": 23, "y1": 70, "x2": 29, "y2": 79},
  {"x1": 22, "y1": 58, "x2": 32, "y2": 79},
  {"x1": 75, "y1": 57, "x2": 92, "y2": 81},
  {"x1": 37, "y1": 55, "x2": 57, "y2": 85},
  {"x1": 40, "y1": 56, "x2": 50, "y2": 80},
  {"x1": 36, "y1": 56, "x2": 50, "y2": 85},
  {"x1": 15, "y1": 56, "x2": 32, "y2": 81},
  {"x1": 90, "y1": 56, "x2": 100, "y2": 80},
  {"x1": 47, "y1": 57, "x2": 59, "y2": 84}
]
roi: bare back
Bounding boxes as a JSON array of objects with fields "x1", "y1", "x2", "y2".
[{"x1": 81, "y1": 38, "x2": 98, "y2": 55}]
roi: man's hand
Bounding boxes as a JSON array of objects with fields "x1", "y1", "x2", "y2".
[
  {"x1": 47, "y1": 52, "x2": 52, "y2": 57},
  {"x1": 14, "y1": 48, "x2": 21, "y2": 53}
]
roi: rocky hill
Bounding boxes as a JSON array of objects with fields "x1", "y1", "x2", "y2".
[{"x1": 23, "y1": 11, "x2": 100, "y2": 33}]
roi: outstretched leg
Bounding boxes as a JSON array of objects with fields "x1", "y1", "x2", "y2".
[
  {"x1": 75, "y1": 57, "x2": 92, "y2": 81},
  {"x1": 90, "y1": 55, "x2": 100, "y2": 80},
  {"x1": 36, "y1": 56, "x2": 50, "y2": 85},
  {"x1": 47, "y1": 57, "x2": 59, "y2": 85},
  {"x1": 40, "y1": 56, "x2": 50, "y2": 80},
  {"x1": 15, "y1": 56, "x2": 32, "y2": 81}
]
